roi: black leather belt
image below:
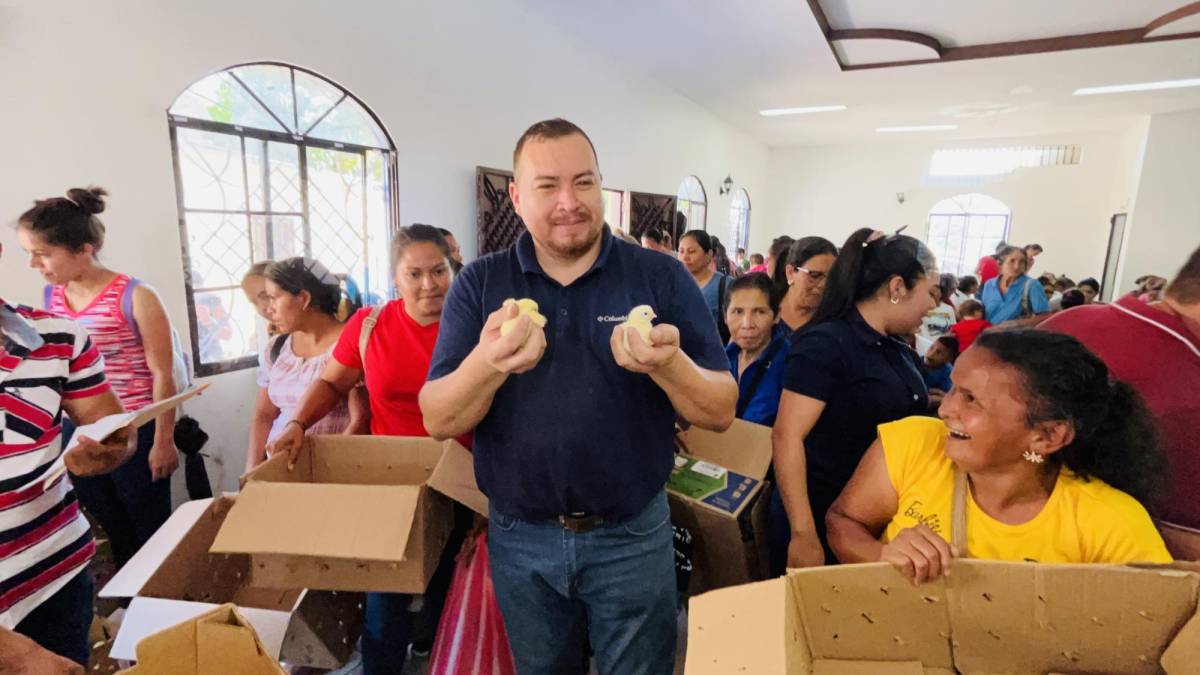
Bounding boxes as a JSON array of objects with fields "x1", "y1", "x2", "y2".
[{"x1": 556, "y1": 513, "x2": 607, "y2": 533}]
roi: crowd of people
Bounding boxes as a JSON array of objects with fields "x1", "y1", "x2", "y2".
[{"x1": 2, "y1": 117, "x2": 1198, "y2": 675}]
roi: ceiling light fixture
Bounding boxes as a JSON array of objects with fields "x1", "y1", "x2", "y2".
[
  {"x1": 1073, "y1": 78, "x2": 1200, "y2": 96},
  {"x1": 876, "y1": 125, "x2": 958, "y2": 133},
  {"x1": 759, "y1": 105, "x2": 847, "y2": 116}
]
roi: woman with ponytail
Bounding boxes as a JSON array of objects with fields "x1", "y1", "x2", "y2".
[
  {"x1": 771, "y1": 236, "x2": 838, "y2": 335},
  {"x1": 770, "y1": 227, "x2": 939, "y2": 573},
  {"x1": 243, "y1": 257, "x2": 368, "y2": 471},
  {"x1": 17, "y1": 187, "x2": 177, "y2": 570},
  {"x1": 827, "y1": 329, "x2": 1171, "y2": 584}
]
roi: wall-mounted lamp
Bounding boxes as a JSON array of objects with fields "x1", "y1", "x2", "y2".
[{"x1": 719, "y1": 175, "x2": 734, "y2": 195}]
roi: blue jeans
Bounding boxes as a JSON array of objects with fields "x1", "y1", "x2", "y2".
[
  {"x1": 362, "y1": 592, "x2": 411, "y2": 675},
  {"x1": 488, "y1": 490, "x2": 677, "y2": 675},
  {"x1": 14, "y1": 570, "x2": 93, "y2": 666}
]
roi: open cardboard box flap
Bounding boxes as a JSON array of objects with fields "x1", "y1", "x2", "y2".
[
  {"x1": 213, "y1": 435, "x2": 484, "y2": 561},
  {"x1": 101, "y1": 496, "x2": 360, "y2": 668},
  {"x1": 212, "y1": 482, "x2": 419, "y2": 562},
  {"x1": 687, "y1": 560, "x2": 1200, "y2": 674},
  {"x1": 426, "y1": 436, "x2": 488, "y2": 517},
  {"x1": 212, "y1": 434, "x2": 485, "y2": 593},
  {"x1": 116, "y1": 603, "x2": 285, "y2": 675},
  {"x1": 676, "y1": 418, "x2": 773, "y2": 480}
]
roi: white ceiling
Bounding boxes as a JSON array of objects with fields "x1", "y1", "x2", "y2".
[{"x1": 519, "y1": 0, "x2": 1200, "y2": 147}]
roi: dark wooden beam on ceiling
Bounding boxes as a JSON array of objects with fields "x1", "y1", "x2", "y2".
[
  {"x1": 1145, "y1": 1, "x2": 1200, "y2": 36},
  {"x1": 808, "y1": 0, "x2": 1200, "y2": 71},
  {"x1": 805, "y1": 0, "x2": 844, "y2": 66},
  {"x1": 828, "y1": 28, "x2": 943, "y2": 55}
]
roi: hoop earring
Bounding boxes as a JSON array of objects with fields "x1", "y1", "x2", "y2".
[{"x1": 890, "y1": 296, "x2": 900, "y2": 305}]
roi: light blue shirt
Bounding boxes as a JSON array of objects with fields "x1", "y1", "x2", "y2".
[
  {"x1": 980, "y1": 275, "x2": 1050, "y2": 323},
  {"x1": 700, "y1": 272, "x2": 729, "y2": 329}
]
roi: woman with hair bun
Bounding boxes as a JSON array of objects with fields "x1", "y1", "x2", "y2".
[
  {"x1": 16, "y1": 186, "x2": 177, "y2": 570},
  {"x1": 243, "y1": 256, "x2": 368, "y2": 471}
]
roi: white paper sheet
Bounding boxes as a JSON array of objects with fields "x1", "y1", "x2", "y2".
[{"x1": 17, "y1": 384, "x2": 211, "y2": 491}]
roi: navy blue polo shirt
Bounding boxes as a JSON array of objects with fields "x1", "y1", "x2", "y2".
[
  {"x1": 783, "y1": 310, "x2": 928, "y2": 537},
  {"x1": 427, "y1": 229, "x2": 728, "y2": 522}
]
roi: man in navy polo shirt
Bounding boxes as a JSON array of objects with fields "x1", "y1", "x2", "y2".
[{"x1": 421, "y1": 119, "x2": 736, "y2": 674}]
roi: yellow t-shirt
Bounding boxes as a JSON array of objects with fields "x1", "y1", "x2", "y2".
[{"x1": 881, "y1": 416, "x2": 1171, "y2": 564}]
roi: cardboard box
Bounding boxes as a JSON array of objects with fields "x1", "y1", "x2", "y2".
[
  {"x1": 668, "y1": 419, "x2": 773, "y2": 595},
  {"x1": 101, "y1": 496, "x2": 362, "y2": 669},
  {"x1": 686, "y1": 560, "x2": 1200, "y2": 674},
  {"x1": 116, "y1": 603, "x2": 285, "y2": 675},
  {"x1": 211, "y1": 435, "x2": 485, "y2": 593}
]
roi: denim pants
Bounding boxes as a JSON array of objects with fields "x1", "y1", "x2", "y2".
[
  {"x1": 488, "y1": 490, "x2": 677, "y2": 675},
  {"x1": 15, "y1": 569, "x2": 94, "y2": 666},
  {"x1": 67, "y1": 419, "x2": 172, "y2": 570},
  {"x1": 362, "y1": 592, "x2": 412, "y2": 675}
]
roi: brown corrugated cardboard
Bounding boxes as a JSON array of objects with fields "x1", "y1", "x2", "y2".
[
  {"x1": 687, "y1": 561, "x2": 1200, "y2": 674},
  {"x1": 116, "y1": 603, "x2": 285, "y2": 675},
  {"x1": 101, "y1": 497, "x2": 361, "y2": 668},
  {"x1": 211, "y1": 435, "x2": 485, "y2": 593},
  {"x1": 668, "y1": 419, "x2": 773, "y2": 594}
]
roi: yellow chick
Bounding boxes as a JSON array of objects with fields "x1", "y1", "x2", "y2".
[
  {"x1": 499, "y1": 298, "x2": 548, "y2": 338},
  {"x1": 620, "y1": 305, "x2": 657, "y2": 351}
]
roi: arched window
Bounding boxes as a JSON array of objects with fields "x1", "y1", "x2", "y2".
[
  {"x1": 168, "y1": 62, "x2": 398, "y2": 375},
  {"x1": 729, "y1": 188, "x2": 751, "y2": 252},
  {"x1": 926, "y1": 193, "x2": 1011, "y2": 277},
  {"x1": 676, "y1": 176, "x2": 707, "y2": 232}
]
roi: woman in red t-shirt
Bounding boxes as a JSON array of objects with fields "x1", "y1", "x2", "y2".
[{"x1": 267, "y1": 224, "x2": 462, "y2": 674}]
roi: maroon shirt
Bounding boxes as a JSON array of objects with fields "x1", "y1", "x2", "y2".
[{"x1": 1042, "y1": 296, "x2": 1200, "y2": 529}]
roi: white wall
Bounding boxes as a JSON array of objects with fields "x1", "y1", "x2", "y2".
[
  {"x1": 763, "y1": 129, "x2": 1146, "y2": 282},
  {"x1": 0, "y1": 0, "x2": 769, "y2": 493},
  {"x1": 1117, "y1": 109, "x2": 1200, "y2": 293}
]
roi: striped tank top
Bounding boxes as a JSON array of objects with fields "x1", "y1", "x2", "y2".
[{"x1": 48, "y1": 274, "x2": 155, "y2": 411}]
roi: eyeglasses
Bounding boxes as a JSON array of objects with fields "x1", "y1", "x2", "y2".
[{"x1": 793, "y1": 267, "x2": 828, "y2": 283}]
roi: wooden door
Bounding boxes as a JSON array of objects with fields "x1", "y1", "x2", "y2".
[{"x1": 476, "y1": 166, "x2": 523, "y2": 255}]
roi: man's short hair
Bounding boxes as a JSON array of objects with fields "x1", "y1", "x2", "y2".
[
  {"x1": 1166, "y1": 244, "x2": 1200, "y2": 304},
  {"x1": 1025, "y1": 243, "x2": 1044, "y2": 254},
  {"x1": 512, "y1": 118, "x2": 598, "y2": 173}
]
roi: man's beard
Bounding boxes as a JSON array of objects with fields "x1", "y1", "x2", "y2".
[{"x1": 541, "y1": 219, "x2": 604, "y2": 260}]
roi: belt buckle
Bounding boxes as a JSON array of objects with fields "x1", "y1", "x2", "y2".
[{"x1": 558, "y1": 513, "x2": 599, "y2": 533}]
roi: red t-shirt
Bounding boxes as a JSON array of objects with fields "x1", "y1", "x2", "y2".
[
  {"x1": 1042, "y1": 296, "x2": 1200, "y2": 529},
  {"x1": 332, "y1": 300, "x2": 471, "y2": 447},
  {"x1": 950, "y1": 318, "x2": 991, "y2": 351},
  {"x1": 976, "y1": 256, "x2": 1000, "y2": 284}
]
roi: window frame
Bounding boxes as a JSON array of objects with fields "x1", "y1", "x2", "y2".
[
  {"x1": 676, "y1": 175, "x2": 708, "y2": 231},
  {"x1": 729, "y1": 188, "x2": 751, "y2": 252},
  {"x1": 167, "y1": 62, "x2": 399, "y2": 377},
  {"x1": 925, "y1": 193, "x2": 1012, "y2": 278}
]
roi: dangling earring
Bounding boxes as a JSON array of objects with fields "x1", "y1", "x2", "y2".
[
  {"x1": 1022, "y1": 450, "x2": 1045, "y2": 464},
  {"x1": 890, "y1": 296, "x2": 900, "y2": 305}
]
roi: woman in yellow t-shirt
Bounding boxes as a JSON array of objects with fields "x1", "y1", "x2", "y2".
[{"x1": 827, "y1": 329, "x2": 1171, "y2": 583}]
